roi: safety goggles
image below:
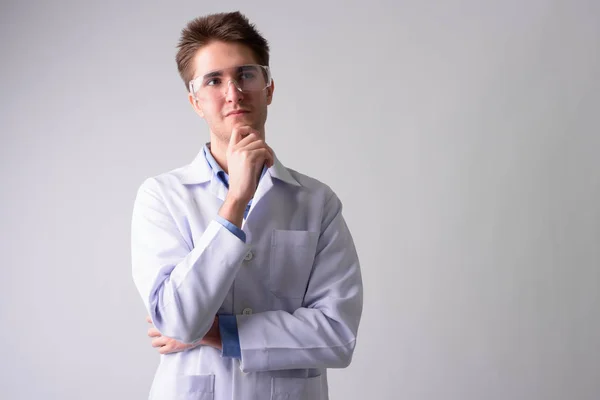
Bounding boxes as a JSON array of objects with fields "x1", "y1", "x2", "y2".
[{"x1": 189, "y1": 64, "x2": 272, "y2": 100}]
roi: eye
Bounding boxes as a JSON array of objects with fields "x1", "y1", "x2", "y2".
[
  {"x1": 205, "y1": 78, "x2": 221, "y2": 86},
  {"x1": 240, "y1": 71, "x2": 257, "y2": 80}
]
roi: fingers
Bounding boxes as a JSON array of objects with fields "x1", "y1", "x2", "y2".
[
  {"x1": 148, "y1": 327, "x2": 161, "y2": 338},
  {"x1": 239, "y1": 147, "x2": 273, "y2": 168},
  {"x1": 241, "y1": 137, "x2": 268, "y2": 151},
  {"x1": 151, "y1": 337, "x2": 167, "y2": 348},
  {"x1": 146, "y1": 320, "x2": 191, "y2": 355},
  {"x1": 257, "y1": 148, "x2": 274, "y2": 168},
  {"x1": 229, "y1": 127, "x2": 242, "y2": 147},
  {"x1": 255, "y1": 147, "x2": 274, "y2": 168},
  {"x1": 244, "y1": 140, "x2": 274, "y2": 165},
  {"x1": 235, "y1": 131, "x2": 261, "y2": 149},
  {"x1": 230, "y1": 125, "x2": 254, "y2": 147},
  {"x1": 146, "y1": 315, "x2": 152, "y2": 324},
  {"x1": 236, "y1": 133, "x2": 275, "y2": 161},
  {"x1": 157, "y1": 341, "x2": 173, "y2": 355},
  {"x1": 229, "y1": 125, "x2": 274, "y2": 168}
]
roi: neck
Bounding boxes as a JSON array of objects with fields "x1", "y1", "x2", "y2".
[{"x1": 208, "y1": 139, "x2": 229, "y2": 173}]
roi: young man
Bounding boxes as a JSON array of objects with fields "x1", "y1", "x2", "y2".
[{"x1": 131, "y1": 11, "x2": 363, "y2": 400}]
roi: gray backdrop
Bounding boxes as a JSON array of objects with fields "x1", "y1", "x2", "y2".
[{"x1": 1, "y1": 0, "x2": 599, "y2": 399}]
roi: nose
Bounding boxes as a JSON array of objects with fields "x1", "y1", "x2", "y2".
[{"x1": 225, "y1": 80, "x2": 244, "y2": 103}]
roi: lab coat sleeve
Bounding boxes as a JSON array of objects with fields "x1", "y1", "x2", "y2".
[
  {"x1": 131, "y1": 178, "x2": 251, "y2": 344},
  {"x1": 236, "y1": 192, "x2": 363, "y2": 372}
]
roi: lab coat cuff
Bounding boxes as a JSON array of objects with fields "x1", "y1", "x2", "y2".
[
  {"x1": 236, "y1": 314, "x2": 270, "y2": 372},
  {"x1": 215, "y1": 215, "x2": 246, "y2": 243},
  {"x1": 219, "y1": 315, "x2": 241, "y2": 359}
]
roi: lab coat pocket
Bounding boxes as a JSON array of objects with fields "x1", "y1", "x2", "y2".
[
  {"x1": 155, "y1": 374, "x2": 215, "y2": 400},
  {"x1": 269, "y1": 230, "x2": 319, "y2": 300},
  {"x1": 271, "y1": 375, "x2": 323, "y2": 400}
]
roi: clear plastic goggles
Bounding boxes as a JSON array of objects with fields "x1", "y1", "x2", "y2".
[{"x1": 189, "y1": 64, "x2": 272, "y2": 100}]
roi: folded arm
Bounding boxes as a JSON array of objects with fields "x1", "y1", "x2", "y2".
[
  {"x1": 131, "y1": 178, "x2": 250, "y2": 344},
  {"x1": 236, "y1": 192, "x2": 363, "y2": 372}
]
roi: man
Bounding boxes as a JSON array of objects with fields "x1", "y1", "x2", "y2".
[{"x1": 131, "y1": 11, "x2": 363, "y2": 400}]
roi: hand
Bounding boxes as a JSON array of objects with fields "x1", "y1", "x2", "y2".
[
  {"x1": 146, "y1": 315, "x2": 222, "y2": 354},
  {"x1": 226, "y1": 126, "x2": 274, "y2": 205}
]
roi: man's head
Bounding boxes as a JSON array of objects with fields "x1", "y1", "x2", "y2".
[{"x1": 176, "y1": 12, "x2": 274, "y2": 145}]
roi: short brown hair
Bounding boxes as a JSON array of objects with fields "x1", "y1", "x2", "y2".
[{"x1": 175, "y1": 11, "x2": 270, "y2": 90}]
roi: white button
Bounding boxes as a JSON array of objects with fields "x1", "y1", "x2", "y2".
[
  {"x1": 242, "y1": 308, "x2": 253, "y2": 315},
  {"x1": 244, "y1": 251, "x2": 253, "y2": 261}
]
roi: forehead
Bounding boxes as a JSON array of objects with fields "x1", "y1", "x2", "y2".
[{"x1": 192, "y1": 41, "x2": 259, "y2": 78}]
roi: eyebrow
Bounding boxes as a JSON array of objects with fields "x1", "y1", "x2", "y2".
[
  {"x1": 202, "y1": 65, "x2": 259, "y2": 80},
  {"x1": 202, "y1": 70, "x2": 223, "y2": 80}
]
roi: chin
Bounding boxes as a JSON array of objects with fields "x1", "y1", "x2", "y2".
[{"x1": 229, "y1": 120, "x2": 258, "y2": 131}]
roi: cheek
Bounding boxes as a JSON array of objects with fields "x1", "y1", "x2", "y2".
[{"x1": 200, "y1": 102, "x2": 223, "y2": 121}]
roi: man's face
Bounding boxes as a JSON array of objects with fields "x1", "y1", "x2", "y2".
[{"x1": 188, "y1": 41, "x2": 274, "y2": 143}]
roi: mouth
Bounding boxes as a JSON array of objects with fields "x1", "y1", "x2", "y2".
[{"x1": 226, "y1": 110, "x2": 250, "y2": 117}]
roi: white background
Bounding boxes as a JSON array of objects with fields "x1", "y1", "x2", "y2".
[{"x1": 1, "y1": 0, "x2": 599, "y2": 399}]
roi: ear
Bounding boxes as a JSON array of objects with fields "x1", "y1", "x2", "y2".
[
  {"x1": 266, "y1": 79, "x2": 275, "y2": 105},
  {"x1": 188, "y1": 92, "x2": 205, "y2": 118}
]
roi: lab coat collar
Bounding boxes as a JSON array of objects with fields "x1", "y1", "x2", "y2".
[
  {"x1": 268, "y1": 157, "x2": 301, "y2": 187},
  {"x1": 178, "y1": 145, "x2": 301, "y2": 188},
  {"x1": 176, "y1": 149, "x2": 213, "y2": 184}
]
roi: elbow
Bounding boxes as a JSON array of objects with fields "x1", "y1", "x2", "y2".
[
  {"x1": 172, "y1": 323, "x2": 204, "y2": 345},
  {"x1": 146, "y1": 282, "x2": 217, "y2": 344},
  {"x1": 178, "y1": 331, "x2": 204, "y2": 346},
  {"x1": 331, "y1": 339, "x2": 356, "y2": 369},
  {"x1": 149, "y1": 304, "x2": 213, "y2": 345},
  {"x1": 153, "y1": 313, "x2": 212, "y2": 345},
  {"x1": 339, "y1": 353, "x2": 352, "y2": 369}
]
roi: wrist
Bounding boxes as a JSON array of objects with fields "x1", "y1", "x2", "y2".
[
  {"x1": 223, "y1": 193, "x2": 248, "y2": 209},
  {"x1": 218, "y1": 196, "x2": 247, "y2": 228}
]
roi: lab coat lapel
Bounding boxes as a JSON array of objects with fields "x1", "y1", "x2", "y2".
[
  {"x1": 245, "y1": 155, "x2": 301, "y2": 221},
  {"x1": 246, "y1": 167, "x2": 274, "y2": 220}
]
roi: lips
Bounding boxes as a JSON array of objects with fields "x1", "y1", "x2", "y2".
[{"x1": 226, "y1": 109, "x2": 250, "y2": 117}]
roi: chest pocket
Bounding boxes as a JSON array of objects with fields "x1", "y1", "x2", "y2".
[{"x1": 269, "y1": 230, "x2": 319, "y2": 300}]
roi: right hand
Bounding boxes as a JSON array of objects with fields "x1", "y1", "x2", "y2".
[{"x1": 226, "y1": 126, "x2": 274, "y2": 204}]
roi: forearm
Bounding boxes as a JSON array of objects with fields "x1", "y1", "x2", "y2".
[
  {"x1": 131, "y1": 180, "x2": 251, "y2": 344},
  {"x1": 134, "y1": 220, "x2": 249, "y2": 344},
  {"x1": 234, "y1": 192, "x2": 363, "y2": 372},
  {"x1": 236, "y1": 300, "x2": 361, "y2": 372}
]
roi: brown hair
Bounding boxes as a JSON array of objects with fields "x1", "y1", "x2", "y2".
[{"x1": 175, "y1": 11, "x2": 270, "y2": 90}]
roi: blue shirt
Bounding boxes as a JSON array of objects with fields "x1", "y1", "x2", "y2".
[{"x1": 203, "y1": 143, "x2": 267, "y2": 359}]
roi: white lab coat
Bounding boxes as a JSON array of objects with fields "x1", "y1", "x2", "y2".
[{"x1": 131, "y1": 148, "x2": 363, "y2": 400}]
